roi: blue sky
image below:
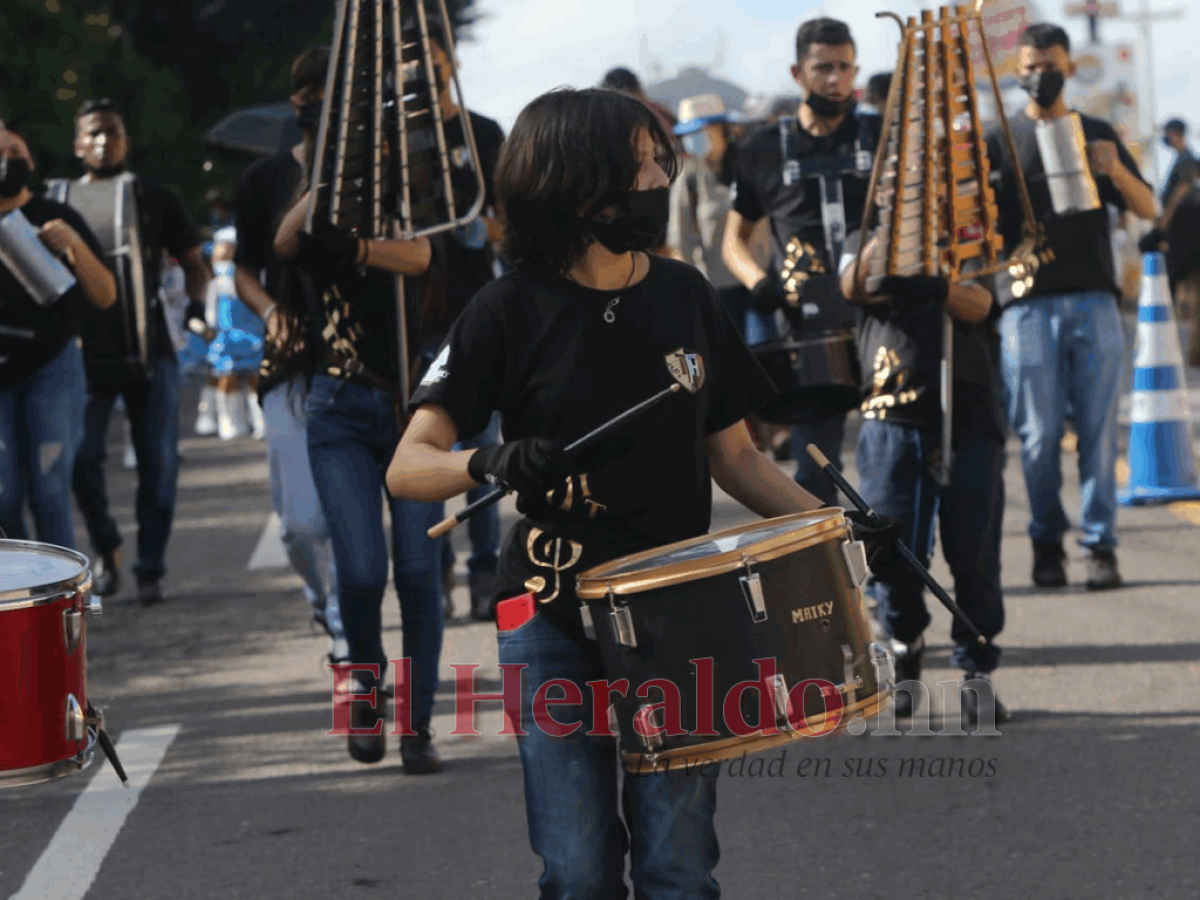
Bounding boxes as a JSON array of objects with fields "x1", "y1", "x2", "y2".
[{"x1": 453, "y1": 0, "x2": 1195, "y2": 184}]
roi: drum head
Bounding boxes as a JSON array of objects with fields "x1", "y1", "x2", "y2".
[
  {"x1": 576, "y1": 509, "x2": 846, "y2": 599},
  {"x1": 0, "y1": 540, "x2": 90, "y2": 606}
]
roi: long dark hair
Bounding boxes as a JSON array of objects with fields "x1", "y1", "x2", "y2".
[{"x1": 495, "y1": 87, "x2": 678, "y2": 273}]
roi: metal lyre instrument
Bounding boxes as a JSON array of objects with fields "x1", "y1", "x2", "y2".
[
  {"x1": 855, "y1": 2, "x2": 1046, "y2": 482},
  {"x1": 45, "y1": 173, "x2": 152, "y2": 379},
  {"x1": 305, "y1": 0, "x2": 486, "y2": 409}
]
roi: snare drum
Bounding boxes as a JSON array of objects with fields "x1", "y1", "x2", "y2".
[
  {"x1": 576, "y1": 510, "x2": 893, "y2": 773},
  {"x1": 753, "y1": 334, "x2": 860, "y2": 423},
  {"x1": 0, "y1": 540, "x2": 101, "y2": 788}
]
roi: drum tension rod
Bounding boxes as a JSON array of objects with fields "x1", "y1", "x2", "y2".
[
  {"x1": 607, "y1": 588, "x2": 638, "y2": 649},
  {"x1": 739, "y1": 555, "x2": 768, "y2": 623}
]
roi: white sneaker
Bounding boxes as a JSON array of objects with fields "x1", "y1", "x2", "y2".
[
  {"x1": 195, "y1": 385, "x2": 217, "y2": 436},
  {"x1": 216, "y1": 390, "x2": 247, "y2": 440},
  {"x1": 245, "y1": 386, "x2": 266, "y2": 440}
]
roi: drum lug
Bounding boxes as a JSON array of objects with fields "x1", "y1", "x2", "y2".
[
  {"x1": 839, "y1": 644, "x2": 863, "y2": 705},
  {"x1": 870, "y1": 642, "x2": 896, "y2": 692},
  {"x1": 88, "y1": 593, "x2": 103, "y2": 616},
  {"x1": 64, "y1": 694, "x2": 87, "y2": 743},
  {"x1": 769, "y1": 674, "x2": 795, "y2": 731},
  {"x1": 608, "y1": 589, "x2": 637, "y2": 649},
  {"x1": 579, "y1": 603, "x2": 596, "y2": 640},
  {"x1": 633, "y1": 705, "x2": 664, "y2": 756},
  {"x1": 62, "y1": 608, "x2": 84, "y2": 655},
  {"x1": 841, "y1": 539, "x2": 869, "y2": 587},
  {"x1": 739, "y1": 555, "x2": 768, "y2": 623}
]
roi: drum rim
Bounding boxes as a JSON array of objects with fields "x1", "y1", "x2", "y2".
[
  {"x1": 576, "y1": 509, "x2": 848, "y2": 599},
  {"x1": 0, "y1": 732, "x2": 96, "y2": 789},
  {"x1": 0, "y1": 539, "x2": 92, "y2": 607}
]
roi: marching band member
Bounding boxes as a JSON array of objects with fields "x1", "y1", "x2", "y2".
[
  {"x1": 63, "y1": 99, "x2": 210, "y2": 605},
  {"x1": 0, "y1": 124, "x2": 115, "y2": 548},
  {"x1": 387, "y1": 86, "x2": 835, "y2": 899}
]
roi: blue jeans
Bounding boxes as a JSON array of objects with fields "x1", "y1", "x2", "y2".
[
  {"x1": 790, "y1": 413, "x2": 848, "y2": 507},
  {"x1": 0, "y1": 340, "x2": 86, "y2": 548},
  {"x1": 305, "y1": 375, "x2": 444, "y2": 724},
  {"x1": 454, "y1": 412, "x2": 500, "y2": 577},
  {"x1": 856, "y1": 420, "x2": 1005, "y2": 672},
  {"x1": 72, "y1": 355, "x2": 180, "y2": 578},
  {"x1": 999, "y1": 292, "x2": 1124, "y2": 550},
  {"x1": 498, "y1": 612, "x2": 720, "y2": 900},
  {"x1": 263, "y1": 380, "x2": 345, "y2": 659}
]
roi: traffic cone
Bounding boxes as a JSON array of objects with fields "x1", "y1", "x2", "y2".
[{"x1": 1119, "y1": 252, "x2": 1200, "y2": 505}]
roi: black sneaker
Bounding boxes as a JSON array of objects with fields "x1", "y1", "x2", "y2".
[
  {"x1": 343, "y1": 681, "x2": 387, "y2": 764},
  {"x1": 93, "y1": 550, "x2": 123, "y2": 597},
  {"x1": 469, "y1": 570, "x2": 497, "y2": 622},
  {"x1": 891, "y1": 636, "x2": 925, "y2": 718},
  {"x1": 1085, "y1": 549, "x2": 1123, "y2": 591},
  {"x1": 1032, "y1": 541, "x2": 1067, "y2": 588},
  {"x1": 961, "y1": 671, "x2": 1009, "y2": 727},
  {"x1": 136, "y1": 574, "x2": 165, "y2": 606},
  {"x1": 400, "y1": 723, "x2": 443, "y2": 775}
]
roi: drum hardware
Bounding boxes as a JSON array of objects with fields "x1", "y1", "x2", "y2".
[
  {"x1": 806, "y1": 443, "x2": 989, "y2": 645},
  {"x1": 768, "y1": 674, "x2": 795, "y2": 731},
  {"x1": 1035, "y1": 113, "x2": 1101, "y2": 216},
  {"x1": 0, "y1": 207, "x2": 78, "y2": 307},
  {"x1": 65, "y1": 694, "x2": 87, "y2": 742},
  {"x1": 841, "y1": 539, "x2": 869, "y2": 587},
  {"x1": 608, "y1": 589, "x2": 638, "y2": 649},
  {"x1": 580, "y1": 603, "x2": 596, "y2": 640},
  {"x1": 429, "y1": 377, "x2": 693, "y2": 539},
  {"x1": 870, "y1": 642, "x2": 896, "y2": 692},
  {"x1": 633, "y1": 706, "x2": 665, "y2": 756},
  {"x1": 62, "y1": 600, "x2": 84, "y2": 655},
  {"x1": 841, "y1": 644, "x2": 862, "y2": 706},
  {"x1": 738, "y1": 554, "x2": 768, "y2": 623}
]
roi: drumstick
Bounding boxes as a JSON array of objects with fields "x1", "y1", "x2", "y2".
[
  {"x1": 97, "y1": 728, "x2": 129, "y2": 786},
  {"x1": 427, "y1": 383, "x2": 684, "y2": 539},
  {"x1": 805, "y1": 443, "x2": 989, "y2": 646}
]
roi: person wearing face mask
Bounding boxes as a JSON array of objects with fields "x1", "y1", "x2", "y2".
[
  {"x1": 1148, "y1": 119, "x2": 1200, "y2": 368},
  {"x1": 984, "y1": 23, "x2": 1154, "y2": 592},
  {"x1": 0, "y1": 123, "x2": 116, "y2": 548},
  {"x1": 388, "y1": 87, "x2": 829, "y2": 898},
  {"x1": 230, "y1": 47, "x2": 348, "y2": 676},
  {"x1": 665, "y1": 94, "x2": 750, "y2": 334},
  {"x1": 57, "y1": 98, "x2": 211, "y2": 607},
  {"x1": 721, "y1": 17, "x2": 880, "y2": 508}
]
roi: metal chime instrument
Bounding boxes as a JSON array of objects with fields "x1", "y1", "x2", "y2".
[
  {"x1": 854, "y1": 2, "x2": 1047, "y2": 481},
  {"x1": 305, "y1": 0, "x2": 486, "y2": 408}
]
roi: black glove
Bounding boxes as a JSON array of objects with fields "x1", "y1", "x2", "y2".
[
  {"x1": 467, "y1": 438, "x2": 573, "y2": 495},
  {"x1": 749, "y1": 269, "x2": 784, "y2": 313},
  {"x1": 844, "y1": 509, "x2": 905, "y2": 577},
  {"x1": 1137, "y1": 228, "x2": 1167, "y2": 255},
  {"x1": 297, "y1": 227, "x2": 363, "y2": 273},
  {"x1": 877, "y1": 274, "x2": 949, "y2": 316}
]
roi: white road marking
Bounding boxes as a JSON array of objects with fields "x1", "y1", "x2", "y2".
[
  {"x1": 10, "y1": 724, "x2": 181, "y2": 900},
  {"x1": 247, "y1": 512, "x2": 288, "y2": 571}
]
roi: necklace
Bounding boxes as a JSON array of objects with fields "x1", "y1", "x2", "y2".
[{"x1": 603, "y1": 253, "x2": 637, "y2": 324}]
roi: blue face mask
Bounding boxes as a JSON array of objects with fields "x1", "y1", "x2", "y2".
[{"x1": 682, "y1": 131, "x2": 712, "y2": 158}]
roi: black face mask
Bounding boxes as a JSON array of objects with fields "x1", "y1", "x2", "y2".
[
  {"x1": 296, "y1": 100, "x2": 323, "y2": 134},
  {"x1": 586, "y1": 187, "x2": 670, "y2": 254},
  {"x1": 805, "y1": 92, "x2": 853, "y2": 119},
  {"x1": 0, "y1": 157, "x2": 30, "y2": 199},
  {"x1": 1019, "y1": 70, "x2": 1065, "y2": 109}
]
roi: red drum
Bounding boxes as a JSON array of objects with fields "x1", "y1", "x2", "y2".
[
  {"x1": 0, "y1": 540, "x2": 100, "y2": 787},
  {"x1": 577, "y1": 510, "x2": 894, "y2": 773}
]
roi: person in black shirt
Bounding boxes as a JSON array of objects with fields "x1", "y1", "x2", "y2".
[
  {"x1": 1156, "y1": 118, "x2": 1200, "y2": 367},
  {"x1": 389, "y1": 87, "x2": 824, "y2": 900},
  {"x1": 232, "y1": 47, "x2": 347, "y2": 665},
  {"x1": 65, "y1": 99, "x2": 211, "y2": 605},
  {"x1": 985, "y1": 24, "x2": 1154, "y2": 591},
  {"x1": 842, "y1": 241, "x2": 1009, "y2": 725},
  {"x1": 722, "y1": 17, "x2": 879, "y2": 506},
  {"x1": 0, "y1": 124, "x2": 116, "y2": 548}
]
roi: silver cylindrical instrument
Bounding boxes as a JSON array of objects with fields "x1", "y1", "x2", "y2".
[
  {"x1": 1035, "y1": 113, "x2": 1101, "y2": 216},
  {"x1": 0, "y1": 208, "x2": 77, "y2": 308}
]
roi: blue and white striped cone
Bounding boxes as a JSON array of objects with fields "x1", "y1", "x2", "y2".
[{"x1": 1119, "y1": 252, "x2": 1200, "y2": 505}]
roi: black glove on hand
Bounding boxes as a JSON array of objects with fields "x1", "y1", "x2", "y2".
[
  {"x1": 877, "y1": 274, "x2": 950, "y2": 316},
  {"x1": 844, "y1": 509, "x2": 906, "y2": 577},
  {"x1": 468, "y1": 438, "x2": 573, "y2": 495},
  {"x1": 749, "y1": 269, "x2": 784, "y2": 313},
  {"x1": 298, "y1": 227, "x2": 363, "y2": 272}
]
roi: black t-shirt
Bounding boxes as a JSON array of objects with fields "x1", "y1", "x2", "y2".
[
  {"x1": 426, "y1": 111, "x2": 505, "y2": 343},
  {"x1": 855, "y1": 292, "x2": 1006, "y2": 440},
  {"x1": 732, "y1": 111, "x2": 880, "y2": 272},
  {"x1": 1161, "y1": 149, "x2": 1197, "y2": 206},
  {"x1": 411, "y1": 256, "x2": 777, "y2": 633},
  {"x1": 985, "y1": 110, "x2": 1147, "y2": 301},
  {"x1": 0, "y1": 196, "x2": 106, "y2": 392},
  {"x1": 232, "y1": 151, "x2": 305, "y2": 396}
]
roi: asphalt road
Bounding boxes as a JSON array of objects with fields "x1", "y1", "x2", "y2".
[{"x1": 2, "y1": 358, "x2": 1199, "y2": 900}]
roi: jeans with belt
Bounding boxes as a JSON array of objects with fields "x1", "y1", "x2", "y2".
[
  {"x1": 305, "y1": 374, "x2": 444, "y2": 724},
  {"x1": 498, "y1": 610, "x2": 721, "y2": 900}
]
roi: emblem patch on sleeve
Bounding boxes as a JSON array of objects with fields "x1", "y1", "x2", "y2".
[
  {"x1": 419, "y1": 345, "x2": 450, "y2": 386},
  {"x1": 664, "y1": 348, "x2": 706, "y2": 393}
]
